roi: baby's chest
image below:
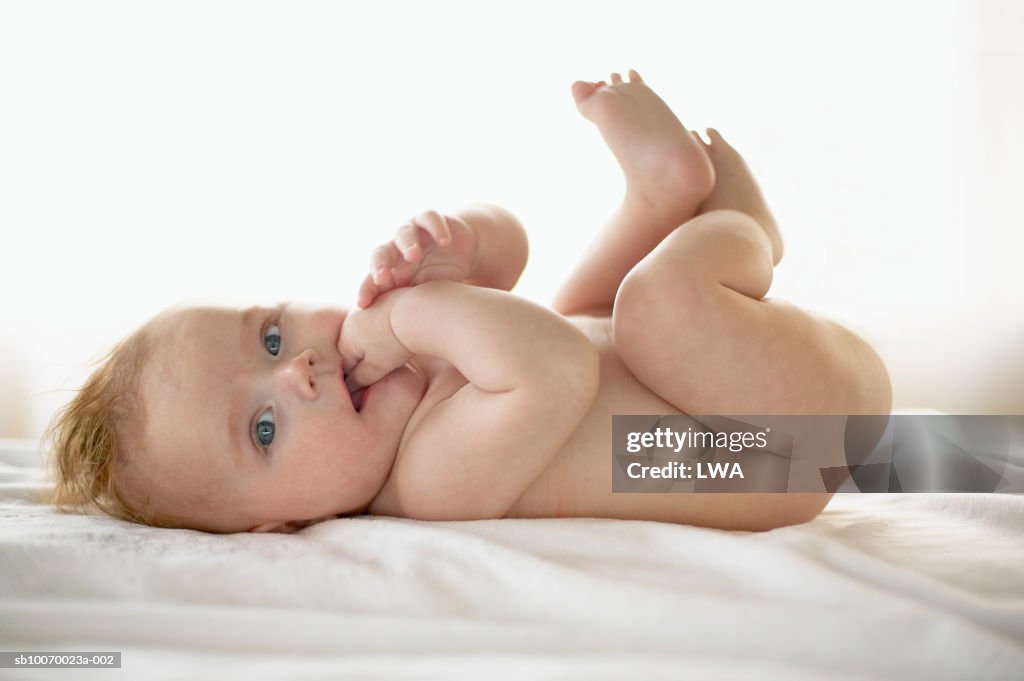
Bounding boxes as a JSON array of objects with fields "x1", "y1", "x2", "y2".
[
  {"x1": 506, "y1": 318, "x2": 686, "y2": 518},
  {"x1": 561, "y1": 337, "x2": 687, "y2": 476}
]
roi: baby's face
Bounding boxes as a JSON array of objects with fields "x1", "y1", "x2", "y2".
[{"x1": 135, "y1": 303, "x2": 425, "y2": 532}]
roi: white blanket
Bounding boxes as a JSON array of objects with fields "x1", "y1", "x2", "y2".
[{"x1": 1, "y1": 438, "x2": 1022, "y2": 680}]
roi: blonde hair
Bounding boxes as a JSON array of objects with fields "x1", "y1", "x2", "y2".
[{"x1": 44, "y1": 324, "x2": 156, "y2": 526}]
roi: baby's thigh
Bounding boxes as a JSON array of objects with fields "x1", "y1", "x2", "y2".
[
  {"x1": 612, "y1": 253, "x2": 882, "y2": 417},
  {"x1": 611, "y1": 287, "x2": 773, "y2": 416}
]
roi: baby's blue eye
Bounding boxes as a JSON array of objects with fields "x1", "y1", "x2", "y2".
[
  {"x1": 255, "y1": 409, "x2": 275, "y2": 448},
  {"x1": 264, "y1": 324, "x2": 281, "y2": 356}
]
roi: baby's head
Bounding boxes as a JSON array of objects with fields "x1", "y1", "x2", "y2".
[{"x1": 47, "y1": 302, "x2": 422, "y2": 533}]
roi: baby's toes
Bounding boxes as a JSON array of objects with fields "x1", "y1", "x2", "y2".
[{"x1": 610, "y1": 72, "x2": 623, "y2": 85}]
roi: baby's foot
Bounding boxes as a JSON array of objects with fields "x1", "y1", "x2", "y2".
[
  {"x1": 693, "y1": 128, "x2": 783, "y2": 264},
  {"x1": 572, "y1": 70, "x2": 715, "y2": 223}
]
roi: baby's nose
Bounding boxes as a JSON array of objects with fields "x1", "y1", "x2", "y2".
[{"x1": 277, "y1": 349, "x2": 320, "y2": 399}]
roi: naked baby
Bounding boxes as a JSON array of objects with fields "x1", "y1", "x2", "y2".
[{"x1": 48, "y1": 70, "x2": 891, "y2": 533}]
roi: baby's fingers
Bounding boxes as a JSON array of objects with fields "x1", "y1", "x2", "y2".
[
  {"x1": 393, "y1": 222, "x2": 424, "y2": 262},
  {"x1": 345, "y1": 357, "x2": 388, "y2": 391},
  {"x1": 357, "y1": 273, "x2": 379, "y2": 309},
  {"x1": 370, "y1": 243, "x2": 401, "y2": 288},
  {"x1": 412, "y1": 210, "x2": 452, "y2": 248},
  {"x1": 344, "y1": 369, "x2": 363, "y2": 394}
]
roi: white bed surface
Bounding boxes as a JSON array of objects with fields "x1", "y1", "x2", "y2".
[{"x1": 1, "y1": 439, "x2": 1022, "y2": 680}]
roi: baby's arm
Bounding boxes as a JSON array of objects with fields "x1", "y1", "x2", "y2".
[
  {"x1": 342, "y1": 281, "x2": 599, "y2": 520},
  {"x1": 357, "y1": 204, "x2": 528, "y2": 307}
]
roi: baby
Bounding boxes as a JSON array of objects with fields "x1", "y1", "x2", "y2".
[{"x1": 47, "y1": 70, "x2": 891, "y2": 533}]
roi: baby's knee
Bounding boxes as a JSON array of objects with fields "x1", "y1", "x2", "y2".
[
  {"x1": 609, "y1": 266, "x2": 695, "y2": 405},
  {"x1": 613, "y1": 228, "x2": 714, "y2": 317}
]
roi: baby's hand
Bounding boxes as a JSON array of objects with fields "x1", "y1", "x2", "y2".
[
  {"x1": 340, "y1": 289, "x2": 413, "y2": 390},
  {"x1": 357, "y1": 210, "x2": 478, "y2": 308}
]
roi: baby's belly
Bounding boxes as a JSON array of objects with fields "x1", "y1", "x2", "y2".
[{"x1": 505, "y1": 316, "x2": 693, "y2": 521}]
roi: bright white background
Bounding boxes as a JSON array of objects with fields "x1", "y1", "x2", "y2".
[{"x1": 1, "y1": 0, "x2": 1021, "y2": 438}]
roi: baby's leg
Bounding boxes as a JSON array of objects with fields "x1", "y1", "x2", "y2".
[
  {"x1": 613, "y1": 130, "x2": 891, "y2": 418},
  {"x1": 552, "y1": 71, "x2": 715, "y2": 316},
  {"x1": 613, "y1": 132, "x2": 890, "y2": 519}
]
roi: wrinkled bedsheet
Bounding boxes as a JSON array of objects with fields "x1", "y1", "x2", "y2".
[{"x1": 1, "y1": 439, "x2": 1022, "y2": 680}]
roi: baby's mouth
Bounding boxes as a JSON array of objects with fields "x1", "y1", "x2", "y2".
[
  {"x1": 343, "y1": 369, "x2": 366, "y2": 412},
  {"x1": 351, "y1": 386, "x2": 366, "y2": 411}
]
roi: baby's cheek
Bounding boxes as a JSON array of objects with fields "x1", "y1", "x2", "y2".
[{"x1": 300, "y1": 418, "x2": 347, "y2": 457}]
